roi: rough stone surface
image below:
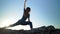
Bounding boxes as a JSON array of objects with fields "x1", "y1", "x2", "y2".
[{"x1": 0, "y1": 25, "x2": 60, "y2": 34}]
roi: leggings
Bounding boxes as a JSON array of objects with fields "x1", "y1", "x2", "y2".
[{"x1": 9, "y1": 21, "x2": 33, "y2": 29}]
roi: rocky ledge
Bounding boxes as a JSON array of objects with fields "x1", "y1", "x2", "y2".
[{"x1": 0, "y1": 25, "x2": 60, "y2": 34}]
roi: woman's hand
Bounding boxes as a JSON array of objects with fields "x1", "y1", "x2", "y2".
[{"x1": 25, "y1": 0, "x2": 27, "y2": 2}]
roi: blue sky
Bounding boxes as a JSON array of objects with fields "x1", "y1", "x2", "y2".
[{"x1": 0, "y1": 0, "x2": 60, "y2": 30}]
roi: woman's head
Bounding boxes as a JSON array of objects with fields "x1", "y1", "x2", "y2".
[
  {"x1": 26, "y1": 7, "x2": 31, "y2": 13},
  {"x1": 24, "y1": 7, "x2": 31, "y2": 16}
]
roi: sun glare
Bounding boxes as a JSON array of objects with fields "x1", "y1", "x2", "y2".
[{"x1": 0, "y1": 19, "x2": 30, "y2": 30}]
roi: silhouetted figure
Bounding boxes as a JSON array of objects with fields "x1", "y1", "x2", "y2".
[{"x1": 4, "y1": 0, "x2": 33, "y2": 29}]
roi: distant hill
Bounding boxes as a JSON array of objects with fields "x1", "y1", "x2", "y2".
[{"x1": 0, "y1": 25, "x2": 60, "y2": 34}]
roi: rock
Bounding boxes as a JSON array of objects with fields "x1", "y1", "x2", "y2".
[{"x1": 0, "y1": 25, "x2": 60, "y2": 34}]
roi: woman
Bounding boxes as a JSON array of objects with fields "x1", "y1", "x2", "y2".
[{"x1": 4, "y1": 0, "x2": 33, "y2": 29}]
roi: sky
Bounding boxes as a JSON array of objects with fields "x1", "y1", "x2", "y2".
[{"x1": 0, "y1": 0, "x2": 60, "y2": 30}]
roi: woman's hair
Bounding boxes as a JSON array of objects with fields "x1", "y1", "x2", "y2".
[{"x1": 26, "y1": 7, "x2": 31, "y2": 12}]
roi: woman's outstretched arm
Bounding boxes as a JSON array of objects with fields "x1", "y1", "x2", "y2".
[
  {"x1": 28, "y1": 14, "x2": 30, "y2": 22},
  {"x1": 24, "y1": 0, "x2": 27, "y2": 9},
  {"x1": 28, "y1": 18, "x2": 30, "y2": 22}
]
